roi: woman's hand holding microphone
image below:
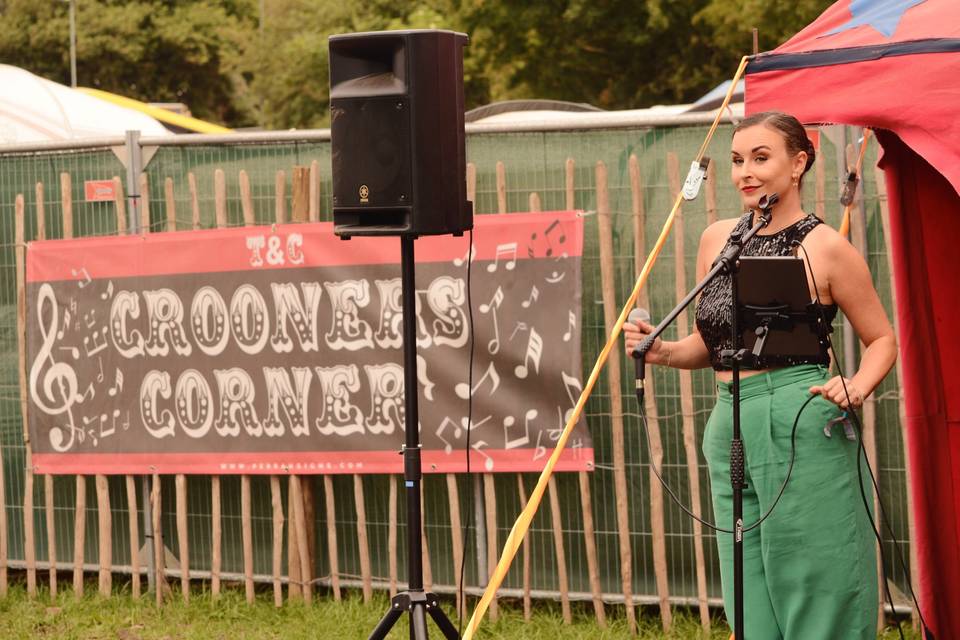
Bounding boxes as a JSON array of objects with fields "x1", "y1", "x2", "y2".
[{"x1": 623, "y1": 308, "x2": 671, "y2": 367}]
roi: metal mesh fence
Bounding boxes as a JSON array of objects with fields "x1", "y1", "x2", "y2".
[{"x1": 0, "y1": 122, "x2": 913, "y2": 611}]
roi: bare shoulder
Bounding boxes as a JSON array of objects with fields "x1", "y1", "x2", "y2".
[
  {"x1": 696, "y1": 216, "x2": 742, "y2": 276},
  {"x1": 700, "y1": 216, "x2": 741, "y2": 246},
  {"x1": 803, "y1": 219, "x2": 859, "y2": 259}
]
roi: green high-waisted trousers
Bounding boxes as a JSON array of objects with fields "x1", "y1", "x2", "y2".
[{"x1": 702, "y1": 365, "x2": 878, "y2": 639}]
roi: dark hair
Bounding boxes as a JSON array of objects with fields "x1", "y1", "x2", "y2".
[{"x1": 734, "y1": 111, "x2": 816, "y2": 187}]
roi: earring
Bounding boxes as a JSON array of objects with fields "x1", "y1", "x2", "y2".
[{"x1": 792, "y1": 174, "x2": 799, "y2": 186}]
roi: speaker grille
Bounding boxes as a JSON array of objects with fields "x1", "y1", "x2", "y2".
[{"x1": 331, "y1": 96, "x2": 412, "y2": 208}]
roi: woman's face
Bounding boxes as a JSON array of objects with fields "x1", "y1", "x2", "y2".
[{"x1": 730, "y1": 124, "x2": 807, "y2": 210}]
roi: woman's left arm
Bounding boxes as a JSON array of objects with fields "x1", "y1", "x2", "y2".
[{"x1": 809, "y1": 233, "x2": 898, "y2": 409}]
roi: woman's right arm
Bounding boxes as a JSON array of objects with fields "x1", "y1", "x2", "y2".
[{"x1": 622, "y1": 221, "x2": 732, "y2": 369}]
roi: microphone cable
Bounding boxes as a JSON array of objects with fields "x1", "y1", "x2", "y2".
[
  {"x1": 636, "y1": 369, "x2": 816, "y2": 535},
  {"x1": 457, "y1": 227, "x2": 475, "y2": 636},
  {"x1": 795, "y1": 241, "x2": 932, "y2": 640}
]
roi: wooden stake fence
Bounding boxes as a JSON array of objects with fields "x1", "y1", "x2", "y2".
[
  {"x1": 35, "y1": 186, "x2": 58, "y2": 599},
  {"x1": 15, "y1": 194, "x2": 37, "y2": 599},
  {"x1": 667, "y1": 153, "x2": 711, "y2": 636},
  {"x1": 126, "y1": 476, "x2": 140, "y2": 598},
  {"x1": 0, "y1": 143, "x2": 917, "y2": 632},
  {"x1": 630, "y1": 154, "x2": 672, "y2": 633},
  {"x1": 596, "y1": 160, "x2": 638, "y2": 634},
  {"x1": 568, "y1": 157, "x2": 606, "y2": 629}
]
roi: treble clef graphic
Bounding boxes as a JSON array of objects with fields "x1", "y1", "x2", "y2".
[{"x1": 29, "y1": 283, "x2": 81, "y2": 451}]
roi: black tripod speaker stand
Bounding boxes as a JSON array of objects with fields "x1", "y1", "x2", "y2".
[{"x1": 368, "y1": 236, "x2": 460, "y2": 640}]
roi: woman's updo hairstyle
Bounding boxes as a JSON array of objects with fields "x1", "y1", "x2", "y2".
[{"x1": 734, "y1": 111, "x2": 816, "y2": 188}]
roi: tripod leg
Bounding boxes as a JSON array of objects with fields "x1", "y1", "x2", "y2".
[
  {"x1": 411, "y1": 603, "x2": 429, "y2": 640},
  {"x1": 368, "y1": 594, "x2": 408, "y2": 640},
  {"x1": 425, "y1": 593, "x2": 461, "y2": 640}
]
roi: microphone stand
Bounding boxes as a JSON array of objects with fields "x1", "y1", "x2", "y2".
[{"x1": 633, "y1": 194, "x2": 778, "y2": 640}]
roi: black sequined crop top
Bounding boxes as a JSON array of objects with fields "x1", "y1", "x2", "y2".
[{"x1": 694, "y1": 212, "x2": 838, "y2": 371}]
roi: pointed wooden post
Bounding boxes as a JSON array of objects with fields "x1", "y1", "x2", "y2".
[
  {"x1": 270, "y1": 476, "x2": 284, "y2": 607},
  {"x1": 668, "y1": 152, "x2": 710, "y2": 635},
  {"x1": 211, "y1": 476, "x2": 221, "y2": 599},
  {"x1": 164, "y1": 177, "x2": 177, "y2": 231},
  {"x1": 241, "y1": 475, "x2": 254, "y2": 604},
  {"x1": 596, "y1": 162, "x2": 637, "y2": 634},
  {"x1": 96, "y1": 475, "x2": 112, "y2": 596},
  {"x1": 188, "y1": 173, "x2": 200, "y2": 229},
  {"x1": 322, "y1": 475, "x2": 340, "y2": 600},
  {"x1": 548, "y1": 476, "x2": 572, "y2": 624},
  {"x1": 214, "y1": 169, "x2": 227, "y2": 228},
  {"x1": 125, "y1": 476, "x2": 141, "y2": 598},
  {"x1": 15, "y1": 194, "x2": 37, "y2": 598},
  {"x1": 175, "y1": 474, "x2": 189, "y2": 602}
]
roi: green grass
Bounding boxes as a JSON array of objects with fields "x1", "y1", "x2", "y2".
[{"x1": 0, "y1": 580, "x2": 921, "y2": 639}]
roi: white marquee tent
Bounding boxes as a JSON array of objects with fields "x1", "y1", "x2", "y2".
[{"x1": 0, "y1": 64, "x2": 170, "y2": 144}]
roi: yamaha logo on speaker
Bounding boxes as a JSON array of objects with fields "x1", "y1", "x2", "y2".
[{"x1": 359, "y1": 184, "x2": 370, "y2": 203}]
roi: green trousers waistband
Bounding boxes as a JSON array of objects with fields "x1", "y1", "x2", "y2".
[{"x1": 715, "y1": 364, "x2": 827, "y2": 400}]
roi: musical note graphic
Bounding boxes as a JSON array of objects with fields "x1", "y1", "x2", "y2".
[
  {"x1": 478, "y1": 287, "x2": 504, "y2": 355},
  {"x1": 532, "y1": 431, "x2": 547, "y2": 461},
  {"x1": 508, "y1": 321, "x2": 529, "y2": 342},
  {"x1": 453, "y1": 245, "x2": 477, "y2": 267},
  {"x1": 571, "y1": 438, "x2": 584, "y2": 459},
  {"x1": 546, "y1": 253, "x2": 569, "y2": 284},
  {"x1": 471, "y1": 440, "x2": 495, "y2": 471},
  {"x1": 455, "y1": 363, "x2": 500, "y2": 400},
  {"x1": 57, "y1": 309, "x2": 71, "y2": 339},
  {"x1": 531, "y1": 219, "x2": 567, "y2": 257},
  {"x1": 504, "y1": 409, "x2": 537, "y2": 449},
  {"x1": 514, "y1": 328, "x2": 543, "y2": 379},
  {"x1": 560, "y1": 371, "x2": 583, "y2": 425},
  {"x1": 71, "y1": 267, "x2": 91, "y2": 288},
  {"x1": 562, "y1": 311, "x2": 577, "y2": 342},
  {"x1": 83, "y1": 409, "x2": 119, "y2": 447},
  {"x1": 83, "y1": 309, "x2": 97, "y2": 329},
  {"x1": 29, "y1": 284, "x2": 81, "y2": 451},
  {"x1": 78, "y1": 383, "x2": 95, "y2": 403},
  {"x1": 486, "y1": 242, "x2": 517, "y2": 273},
  {"x1": 96, "y1": 356, "x2": 104, "y2": 383},
  {"x1": 100, "y1": 281, "x2": 114, "y2": 300},
  {"x1": 83, "y1": 328, "x2": 108, "y2": 357},
  {"x1": 57, "y1": 346, "x2": 79, "y2": 359},
  {"x1": 436, "y1": 416, "x2": 460, "y2": 455},
  {"x1": 108, "y1": 369, "x2": 124, "y2": 397},
  {"x1": 520, "y1": 285, "x2": 539, "y2": 309}
]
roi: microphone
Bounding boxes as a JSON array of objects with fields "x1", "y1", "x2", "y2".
[
  {"x1": 628, "y1": 308, "x2": 651, "y2": 396},
  {"x1": 757, "y1": 192, "x2": 779, "y2": 213}
]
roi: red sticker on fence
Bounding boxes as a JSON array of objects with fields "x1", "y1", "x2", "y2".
[{"x1": 84, "y1": 180, "x2": 117, "y2": 202}]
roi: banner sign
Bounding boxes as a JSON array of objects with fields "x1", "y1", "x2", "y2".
[{"x1": 25, "y1": 212, "x2": 591, "y2": 475}]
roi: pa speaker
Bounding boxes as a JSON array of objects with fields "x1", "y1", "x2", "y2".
[{"x1": 329, "y1": 29, "x2": 473, "y2": 237}]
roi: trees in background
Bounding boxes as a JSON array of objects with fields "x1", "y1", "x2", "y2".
[
  {"x1": 0, "y1": 0, "x2": 833, "y2": 129},
  {"x1": 0, "y1": 0, "x2": 256, "y2": 124}
]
